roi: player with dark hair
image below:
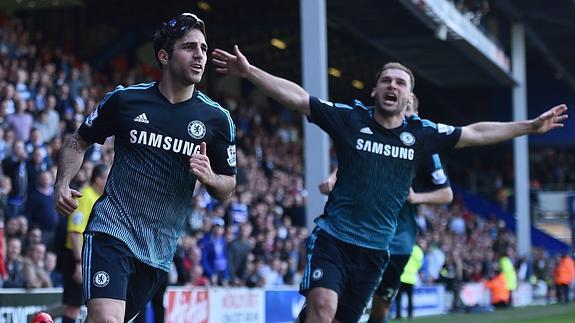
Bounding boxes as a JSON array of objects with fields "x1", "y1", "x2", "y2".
[
  {"x1": 213, "y1": 46, "x2": 566, "y2": 322},
  {"x1": 55, "y1": 13, "x2": 236, "y2": 322}
]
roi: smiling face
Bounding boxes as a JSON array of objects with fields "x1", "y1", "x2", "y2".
[
  {"x1": 159, "y1": 28, "x2": 207, "y2": 86},
  {"x1": 372, "y1": 67, "x2": 412, "y2": 117}
]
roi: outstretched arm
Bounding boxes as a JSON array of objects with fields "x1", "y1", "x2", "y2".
[
  {"x1": 213, "y1": 45, "x2": 311, "y2": 116},
  {"x1": 456, "y1": 104, "x2": 568, "y2": 148},
  {"x1": 407, "y1": 187, "x2": 453, "y2": 205},
  {"x1": 55, "y1": 133, "x2": 91, "y2": 216}
]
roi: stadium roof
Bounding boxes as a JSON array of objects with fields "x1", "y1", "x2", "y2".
[
  {"x1": 4, "y1": 0, "x2": 575, "y2": 98},
  {"x1": 498, "y1": 0, "x2": 575, "y2": 90}
]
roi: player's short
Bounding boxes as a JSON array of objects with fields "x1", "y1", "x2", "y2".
[
  {"x1": 62, "y1": 248, "x2": 84, "y2": 306},
  {"x1": 374, "y1": 254, "x2": 410, "y2": 302},
  {"x1": 300, "y1": 227, "x2": 389, "y2": 322},
  {"x1": 82, "y1": 232, "x2": 167, "y2": 320}
]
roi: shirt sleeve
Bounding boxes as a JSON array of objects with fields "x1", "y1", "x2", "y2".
[
  {"x1": 208, "y1": 112, "x2": 237, "y2": 176},
  {"x1": 77, "y1": 88, "x2": 121, "y2": 144},
  {"x1": 307, "y1": 96, "x2": 354, "y2": 139},
  {"x1": 423, "y1": 154, "x2": 451, "y2": 189},
  {"x1": 419, "y1": 118, "x2": 462, "y2": 156}
]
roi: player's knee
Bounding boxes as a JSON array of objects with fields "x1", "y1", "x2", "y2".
[{"x1": 308, "y1": 297, "x2": 337, "y2": 320}]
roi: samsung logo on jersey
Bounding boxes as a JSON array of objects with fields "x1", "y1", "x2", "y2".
[
  {"x1": 356, "y1": 139, "x2": 414, "y2": 160},
  {"x1": 130, "y1": 130, "x2": 201, "y2": 156}
]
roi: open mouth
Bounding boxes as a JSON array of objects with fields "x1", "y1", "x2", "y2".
[
  {"x1": 383, "y1": 93, "x2": 398, "y2": 105},
  {"x1": 191, "y1": 63, "x2": 203, "y2": 71}
]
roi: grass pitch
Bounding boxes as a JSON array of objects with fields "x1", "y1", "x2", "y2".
[{"x1": 411, "y1": 303, "x2": 575, "y2": 323}]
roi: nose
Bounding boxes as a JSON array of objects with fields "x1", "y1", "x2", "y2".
[{"x1": 193, "y1": 48, "x2": 205, "y2": 60}]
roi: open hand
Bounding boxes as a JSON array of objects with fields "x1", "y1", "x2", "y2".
[
  {"x1": 212, "y1": 45, "x2": 251, "y2": 78},
  {"x1": 532, "y1": 104, "x2": 568, "y2": 134}
]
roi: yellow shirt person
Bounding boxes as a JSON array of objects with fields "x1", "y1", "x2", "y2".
[{"x1": 66, "y1": 185, "x2": 101, "y2": 250}]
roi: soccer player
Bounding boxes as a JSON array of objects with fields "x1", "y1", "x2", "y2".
[
  {"x1": 62, "y1": 164, "x2": 109, "y2": 323},
  {"x1": 212, "y1": 45, "x2": 567, "y2": 322},
  {"x1": 55, "y1": 13, "x2": 236, "y2": 322},
  {"x1": 319, "y1": 95, "x2": 453, "y2": 323}
]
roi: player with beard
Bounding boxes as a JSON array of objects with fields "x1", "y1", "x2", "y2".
[{"x1": 212, "y1": 45, "x2": 567, "y2": 322}]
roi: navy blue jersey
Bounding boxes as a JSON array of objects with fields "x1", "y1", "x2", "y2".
[
  {"x1": 308, "y1": 97, "x2": 460, "y2": 250},
  {"x1": 78, "y1": 82, "x2": 236, "y2": 271},
  {"x1": 389, "y1": 153, "x2": 450, "y2": 255}
]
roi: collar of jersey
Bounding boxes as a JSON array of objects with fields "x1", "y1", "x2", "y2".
[{"x1": 355, "y1": 100, "x2": 422, "y2": 131}]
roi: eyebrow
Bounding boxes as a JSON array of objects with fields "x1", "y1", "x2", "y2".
[{"x1": 179, "y1": 41, "x2": 208, "y2": 49}]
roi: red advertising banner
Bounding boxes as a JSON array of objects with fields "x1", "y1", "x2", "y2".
[{"x1": 165, "y1": 288, "x2": 209, "y2": 323}]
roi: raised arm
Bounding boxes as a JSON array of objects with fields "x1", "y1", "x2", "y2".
[
  {"x1": 55, "y1": 132, "x2": 91, "y2": 216},
  {"x1": 213, "y1": 45, "x2": 311, "y2": 116},
  {"x1": 456, "y1": 104, "x2": 568, "y2": 148}
]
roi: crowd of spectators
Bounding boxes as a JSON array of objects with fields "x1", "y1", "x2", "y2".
[{"x1": 0, "y1": 13, "x2": 572, "y2": 311}]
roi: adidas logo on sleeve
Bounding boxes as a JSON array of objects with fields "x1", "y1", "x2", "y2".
[{"x1": 134, "y1": 113, "x2": 149, "y2": 124}]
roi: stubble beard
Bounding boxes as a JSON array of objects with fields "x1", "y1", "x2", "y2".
[{"x1": 375, "y1": 99, "x2": 407, "y2": 118}]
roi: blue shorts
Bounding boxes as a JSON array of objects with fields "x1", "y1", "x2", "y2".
[
  {"x1": 82, "y1": 232, "x2": 167, "y2": 320},
  {"x1": 300, "y1": 228, "x2": 389, "y2": 322}
]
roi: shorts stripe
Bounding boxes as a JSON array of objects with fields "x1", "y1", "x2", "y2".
[
  {"x1": 302, "y1": 229, "x2": 319, "y2": 291},
  {"x1": 83, "y1": 233, "x2": 93, "y2": 301}
]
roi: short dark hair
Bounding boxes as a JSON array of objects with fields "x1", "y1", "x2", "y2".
[
  {"x1": 375, "y1": 62, "x2": 415, "y2": 91},
  {"x1": 153, "y1": 13, "x2": 206, "y2": 68}
]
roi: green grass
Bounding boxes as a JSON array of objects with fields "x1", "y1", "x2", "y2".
[{"x1": 411, "y1": 303, "x2": 575, "y2": 323}]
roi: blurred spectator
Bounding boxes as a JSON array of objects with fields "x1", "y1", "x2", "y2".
[
  {"x1": 228, "y1": 192, "x2": 250, "y2": 230},
  {"x1": 228, "y1": 222, "x2": 253, "y2": 286},
  {"x1": 554, "y1": 253, "x2": 575, "y2": 304},
  {"x1": 23, "y1": 227, "x2": 42, "y2": 255},
  {"x1": 4, "y1": 237, "x2": 25, "y2": 288},
  {"x1": 260, "y1": 258, "x2": 285, "y2": 287},
  {"x1": 424, "y1": 241, "x2": 445, "y2": 282},
  {"x1": 189, "y1": 264, "x2": 209, "y2": 286},
  {"x1": 0, "y1": 219, "x2": 6, "y2": 280},
  {"x1": 26, "y1": 147, "x2": 51, "y2": 191},
  {"x1": 6, "y1": 98, "x2": 32, "y2": 141},
  {"x1": 40, "y1": 95, "x2": 61, "y2": 142},
  {"x1": 396, "y1": 239, "x2": 426, "y2": 320},
  {"x1": 25, "y1": 171, "x2": 59, "y2": 249},
  {"x1": 484, "y1": 263, "x2": 510, "y2": 308},
  {"x1": 25, "y1": 128, "x2": 48, "y2": 158},
  {"x1": 448, "y1": 206, "x2": 466, "y2": 236},
  {"x1": 45, "y1": 251, "x2": 63, "y2": 287},
  {"x1": 4, "y1": 216, "x2": 22, "y2": 241},
  {"x1": 438, "y1": 251, "x2": 463, "y2": 312},
  {"x1": 2, "y1": 140, "x2": 28, "y2": 218},
  {"x1": 23, "y1": 242, "x2": 52, "y2": 288},
  {"x1": 245, "y1": 258, "x2": 265, "y2": 288},
  {"x1": 499, "y1": 249, "x2": 517, "y2": 306},
  {"x1": 199, "y1": 217, "x2": 229, "y2": 285},
  {"x1": 0, "y1": 174, "x2": 11, "y2": 219}
]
